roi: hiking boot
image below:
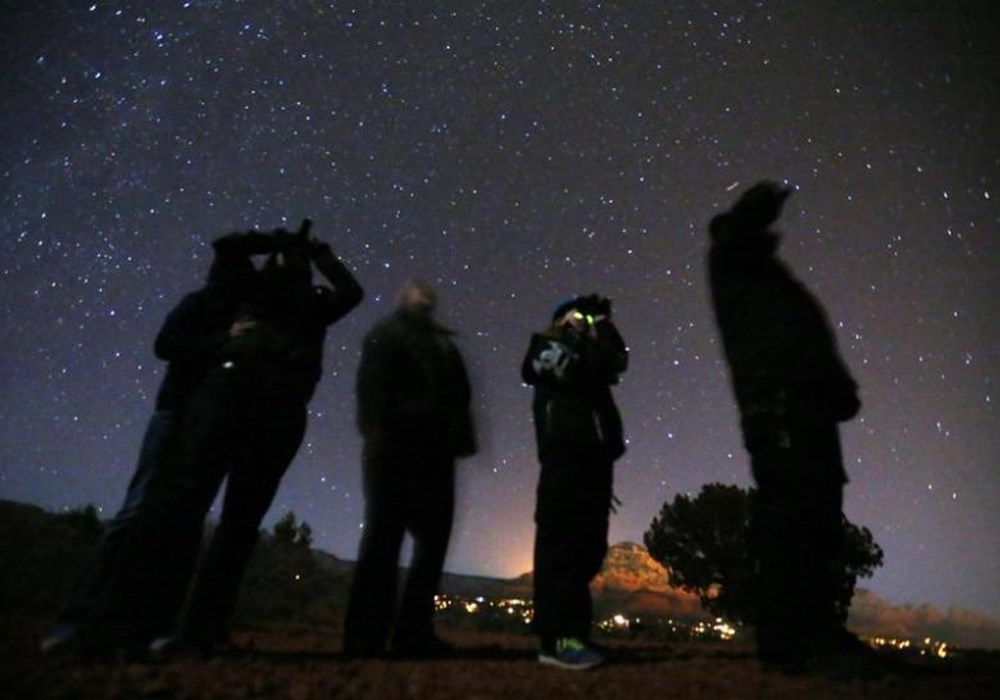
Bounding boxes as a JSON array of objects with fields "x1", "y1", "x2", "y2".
[{"x1": 538, "y1": 637, "x2": 603, "y2": 670}]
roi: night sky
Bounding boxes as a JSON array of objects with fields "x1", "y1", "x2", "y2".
[{"x1": 2, "y1": 2, "x2": 997, "y2": 626}]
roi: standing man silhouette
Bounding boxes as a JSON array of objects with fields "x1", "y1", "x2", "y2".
[
  {"x1": 708, "y1": 182, "x2": 864, "y2": 671},
  {"x1": 344, "y1": 280, "x2": 476, "y2": 658}
]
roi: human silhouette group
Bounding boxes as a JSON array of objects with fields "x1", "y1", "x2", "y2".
[{"x1": 41, "y1": 182, "x2": 874, "y2": 674}]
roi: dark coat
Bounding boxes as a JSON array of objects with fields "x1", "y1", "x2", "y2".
[
  {"x1": 152, "y1": 251, "x2": 257, "y2": 411},
  {"x1": 521, "y1": 321, "x2": 628, "y2": 463},
  {"x1": 356, "y1": 309, "x2": 476, "y2": 459},
  {"x1": 708, "y1": 211, "x2": 860, "y2": 477},
  {"x1": 205, "y1": 232, "x2": 364, "y2": 403}
]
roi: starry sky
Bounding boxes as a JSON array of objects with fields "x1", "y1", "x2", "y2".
[{"x1": 1, "y1": 2, "x2": 997, "y2": 623}]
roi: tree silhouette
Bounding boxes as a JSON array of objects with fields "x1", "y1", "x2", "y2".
[
  {"x1": 0, "y1": 502, "x2": 102, "y2": 613},
  {"x1": 833, "y1": 516, "x2": 884, "y2": 624},
  {"x1": 643, "y1": 483, "x2": 883, "y2": 624},
  {"x1": 237, "y1": 511, "x2": 324, "y2": 622},
  {"x1": 273, "y1": 511, "x2": 313, "y2": 549}
]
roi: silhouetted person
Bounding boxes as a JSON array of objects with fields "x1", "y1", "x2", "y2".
[
  {"x1": 343, "y1": 280, "x2": 476, "y2": 658},
  {"x1": 708, "y1": 182, "x2": 862, "y2": 670},
  {"x1": 94, "y1": 222, "x2": 363, "y2": 654},
  {"x1": 521, "y1": 294, "x2": 627, "y2": 670},
  {"x1": 39, "y1": 245, "x2": 256, "y2": 655}
]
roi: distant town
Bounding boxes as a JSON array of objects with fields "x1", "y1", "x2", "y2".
[{"x1": 433, "y1": 592, "x2": 953, "y2": 659}]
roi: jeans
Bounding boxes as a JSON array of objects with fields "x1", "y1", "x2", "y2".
[
  {"x1": 95, "y1": 378, "x2": 307, "y2": 646},
  {"x1": 749, "y1": 422, "x2": 847, "y2": 663},
  {"x1": 532, "y1": 454, "x2": 613, "y2": 642},
  {"x1": 58, "y1": 410, "x2": 177, "y2": 626},
  {"x1": 343, "y1": 441, "x2": 455, "y2": 654}
]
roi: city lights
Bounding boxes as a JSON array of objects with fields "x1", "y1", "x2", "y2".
[
  {"x1": 432, "y1": 594, "x2": 957, "y2": 658},
  {"x1": 434, "y1": 594, "x2": 534, "y2": 625},
  {"x1": 867, "y1": 635, "x2": 950, "y2": 659}
]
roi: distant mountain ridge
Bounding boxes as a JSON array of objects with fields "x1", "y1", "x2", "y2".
[
  {"x1": 588, "y1": 541, "x2": 705, "y2": 619},
  {"x1": 434, "y1": 540, "x2": 705, "y2": 620},
  {"x1": 0, "y1": 499, "x2": 705, "y2": 621},
  {"x1": 6, "y1": 499, "x2": 997, "y2": 648},
  {"x1": 591, "y1": 541, "x2": 677, "y2": 593}
]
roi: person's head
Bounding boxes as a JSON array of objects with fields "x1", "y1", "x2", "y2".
[
  {"x1": 550, "y1": 294, "x2": 612, "y2": 333},
  {"x1": 396, "y1": 279, "x2": 438, "y2": 317},
  {"x1": 710, "y1": 180, "x2": 793, "y2": 253},
  {"x1": 207, "y1": 255, "x2": 257, "y2": 299}
]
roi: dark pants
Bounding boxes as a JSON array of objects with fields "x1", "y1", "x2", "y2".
[
  {"x1": 532, "y1": 454, "x2": 613, "y2": 644},
  {"x1": 97, "y1": 377, "x2": 307, "y2": 646},
  {"x1": 748, "y1": 422, "x2": 846, "y2": 664},
  {"x1": 343, "y1": 441, "x2": 455, "y2": 654},
  {"x1": 58, "y1": 411, "x2": 177, "y2": 626}
]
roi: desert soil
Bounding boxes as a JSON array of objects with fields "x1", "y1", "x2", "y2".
[{"x1": 3, "y1": 617, "x2": 998, "y2": 699}]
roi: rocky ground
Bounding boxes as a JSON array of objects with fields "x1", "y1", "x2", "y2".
[
  {"x1": 4, "y1": 615, "x2": 999, "y2": 700},
  {"x1": 4, "y1": 501, "x2": 997, "y2": 697}
]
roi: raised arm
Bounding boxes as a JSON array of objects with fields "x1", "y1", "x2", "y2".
[{"x1": 307, "y1": 237, "x2": 364, "y2": 325}]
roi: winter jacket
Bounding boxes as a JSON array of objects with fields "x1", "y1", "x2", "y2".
[
  {"x1": 521, "y1": 321, "x2": 628, "y2": 463},
  {"x1": 708, "y1": 211, "x2": 860, "y2": 459},
  {"x1": 205, "y1": 232, "x2": 364, "y2": 403},
  {"x1": 356, "y1": 309, "x2": 476, "y2": 459},
  {"x1": 152, "y1": 246, "x2": 257, "y2": 411}
]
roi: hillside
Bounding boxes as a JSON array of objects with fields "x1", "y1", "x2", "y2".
[
  {"x1": 3, "y1": 500, "x2": 1000, "y2": 699},
  {"x1": 5, "y1": 498, "x2": 998, "y2": 650},
  {"x1": 589, "y1": 541, "x2": 705, "y2": 619},
  {"x1": 0, "y1": 499, "x2": 701, "y2": 625}
]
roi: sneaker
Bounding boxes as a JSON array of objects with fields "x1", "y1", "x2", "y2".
[
  {"x1": 149, "y1": 633, "x2": 232, "y2": 659},
  {"x1": 39, "y1": 623, "x2": 81, "y2": 655},
  {"x1": 538, "y1": 637, "x2": 603, "y2": 670},
  {"x1": 149, "y1": 635, "x2": 184, "y2": 657}
]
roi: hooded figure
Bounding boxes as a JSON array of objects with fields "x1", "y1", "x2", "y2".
[{"x1": 708, "y1": 181, "x2": 864, "y2": 670}]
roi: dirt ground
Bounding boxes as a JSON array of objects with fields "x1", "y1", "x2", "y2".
[{"x1": 3, "y1": 616, "x2": 999, "y2": 700}]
